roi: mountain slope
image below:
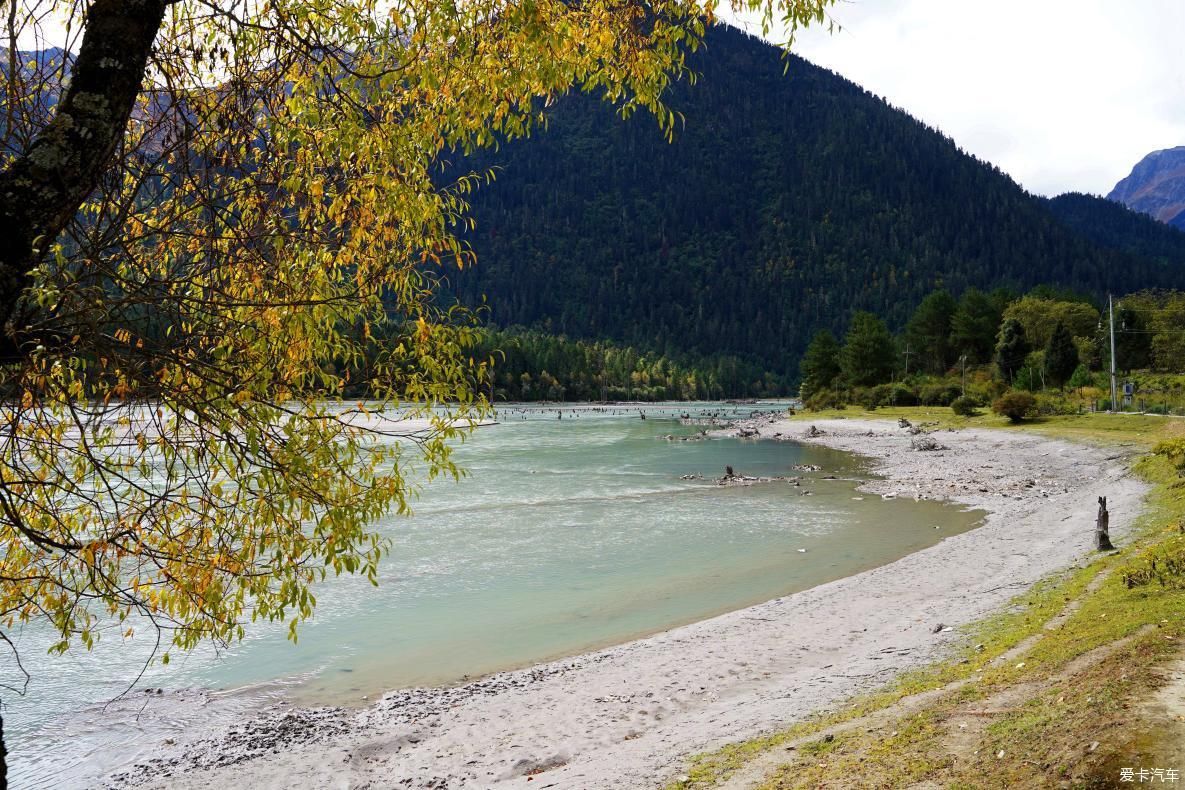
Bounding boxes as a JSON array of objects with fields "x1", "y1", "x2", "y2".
[
  {"x1": 1045, "y1": 192, "x2": 1185, "y2": 266},
  {"x1": 449, "y1": 25, "x2": 1184, "y2": 375},
  {"x1": 1107, "y1": 146, "x2": 1185, "y2": 230}
]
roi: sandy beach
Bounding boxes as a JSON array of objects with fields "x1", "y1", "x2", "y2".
[{"x1": 117, "y1": 417, "x2": 1147, "y2": 790}]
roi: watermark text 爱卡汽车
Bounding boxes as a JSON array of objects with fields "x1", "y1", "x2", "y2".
[{"x1": 1120, "y1": 768, "x2": 1179, "y2": 783}]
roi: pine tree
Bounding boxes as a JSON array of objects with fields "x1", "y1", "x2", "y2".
[
  {"x1": 950, "y1": 288, "x2": 1004, "y2": 364},
  {"x1": 1116, "y1": 306, "x2": 1152, "y2": 372},
  {"x1": 995, "y1": 318, "x2": 1030, "y2": 382},
  {"x1": 840, "y1": 312, "x2": 896, "y2": 386},
  {"x1": 904, "y1": 290, "x2": 957, "y2": 374},
  {"x1": 799, "y1": 329, "x2": 841, "y2": 398},
  {"x1": 1044, "y1": 320, "x2": 1079, "y2": 387}
]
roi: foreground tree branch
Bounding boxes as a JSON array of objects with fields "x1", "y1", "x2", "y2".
[
  {"x1": 0, "y1": 0, "x2": 168, "y2": 356},
  {"x1": 0, "y1": 0, "x2": 835, "y2": 782}
]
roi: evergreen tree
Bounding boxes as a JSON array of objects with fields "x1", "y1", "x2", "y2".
[
  {"x1": 1116, "y1": 306, "x2": 1153, "y2": 372},
  {"x1": 1044, "y1": 320, "x2": 1079, "y2": 387},
  {"x1": 799, "y1": 329, "x2": 841, "y2": 398},
  {"x1": 989, "y1": 288, "x2": 1020, "y2": 315},
  {"x1": 950, "y1": 288, "x2": 1004, "y2": 364},
  {"x1": 904, "y1": 290, "x2": 957, "y2": 374},
  {"x1": 1068, "y1": 363, "x2": 1094, "y2": 389},
  {"x1": 840, "y1": 312, "x2": 896, "y2": 386},
  {"x1": 450, "y1": 26, "x2": 1185, "y2": 377},
  {"x1": 995, "y1": 318, "x2": 1030, "y2": 382}
]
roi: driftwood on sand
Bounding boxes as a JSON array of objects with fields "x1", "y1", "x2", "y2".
[{"x1": 1096, "y1": 496, "x2": 1114, "y2": 551}]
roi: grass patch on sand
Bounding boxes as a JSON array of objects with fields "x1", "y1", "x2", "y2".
[
  {"x1": 669, "y1": 413, "x2": 1185, "y2": 789},
  {"x1": 787, "y1": 406, "x2": 1174, "y2": 449}
]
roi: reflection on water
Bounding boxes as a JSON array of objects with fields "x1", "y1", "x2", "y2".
[{"x1": 8, "y1": 402, "x2": 982, "y2": 788}]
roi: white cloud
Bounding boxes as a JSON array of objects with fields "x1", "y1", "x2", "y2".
[{"x1": 727, "y1": 0, "x2": 1185, "y2": 196}]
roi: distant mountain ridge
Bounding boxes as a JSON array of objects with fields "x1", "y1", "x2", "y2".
[
  {"x1": 1107, "y1": 146, "x2": 1185, "y2": 230},
  {"x1": 6, "y1": 33, "x2": 1185, "y2": 380},
  {"x1": 1044, "y1": 191, "x2": 1185, "y2": 266},
  {"x1": 448, "y1": 25, "x2": 1185, "y2": 375}
]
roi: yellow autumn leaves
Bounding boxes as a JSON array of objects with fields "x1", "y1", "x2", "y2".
[{"x1": 0, "y1": 0, "x2": 834, "y2": 668}]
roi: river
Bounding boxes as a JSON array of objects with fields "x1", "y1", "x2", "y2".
[{"x1": 7, "y1": 401, "x2": 982, "y2": 788}]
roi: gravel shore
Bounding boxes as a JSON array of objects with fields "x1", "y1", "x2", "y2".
[{"x1": 118, "y1": 417, "x2": 1146, "y2": 789}]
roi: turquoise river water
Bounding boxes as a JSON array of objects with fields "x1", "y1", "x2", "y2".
[{"x1": 6, "y1": 402, "x2": 983, "y2": 787}]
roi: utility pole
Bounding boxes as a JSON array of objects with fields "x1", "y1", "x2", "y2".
[
  {"x1": 902, "y1": 345, "x2": 915, "y2": 378},
  {"x1": 959, "y1": 355, "x2": 968, "y2": 396},
  {"x1": 1109, "y1": 294, "x2": 1118, "y2": 412}
]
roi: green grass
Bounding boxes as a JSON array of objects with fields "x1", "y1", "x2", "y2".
[
  {"x1": 670, "y1": 412, "x2": 1185, "y2": 789},
  {"x1": 788, "y1": 405, "x2": 1179, "y2": 448}
]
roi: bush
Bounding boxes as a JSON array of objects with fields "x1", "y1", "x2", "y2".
[
  {"x1": 1121, "y1": 529, "x2": 1185, "y2": 590},
  {"x1": 855, "y1": 385, "x2": 888, "y2": 409},
  {"x1": 1034, "y1": 392, "x2": 1079, "y2": 416},
  {"x1": 950, "y1": 396, "x2": 980, "y2": 417},
  {"x1": 918, "y1": 382, "x2": 962, "y2": 406},
  {"x1": 889, "y1": 383, "x2": 919, "y2": 406},
  {"x1": 992, "y1": 391, "x2": 1037, "y2": 422},
  {"x1": 805, "y1": 388, "x2": 844, "y2": 411},
  {"x1": 1152, "y1": 438, "x2": 1185, "y2": 473}
]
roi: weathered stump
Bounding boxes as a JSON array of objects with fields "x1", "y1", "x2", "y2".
[{"x1": 1096, "y1": 496, "x2": 1114, "y2": 551}]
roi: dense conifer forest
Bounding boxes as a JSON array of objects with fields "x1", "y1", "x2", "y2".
[
  {"x1": 1044, "y1": 192, "x2": 1185, "y2": 266},
  {"x1": 446, "y1": 25, "x2": 1185, "y2": 384},
  {"x1": 797, "y1": 286, "x2": 1185, "y2": 416},
  {"x1": 469, "y1": 328, "x2": 788, "y2": 401}
]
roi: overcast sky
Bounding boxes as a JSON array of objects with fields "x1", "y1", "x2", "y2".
[{"x1": 728, "y1": 0, "x2": 1185, "y2": 197}]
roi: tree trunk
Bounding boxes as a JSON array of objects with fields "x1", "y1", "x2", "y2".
[
  {"x1": 0, "y1": 0, "x2": 168, "y2": 359},
  {"x1": 1, "y1": 710, "x2": 6, "y2": 790},
  {"x1": 1096, "y1": 496, "x2": 1114, "y2": 551}
]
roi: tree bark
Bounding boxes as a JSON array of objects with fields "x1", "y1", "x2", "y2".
[
  {"x1": 0, "y1": 0, "x2": 168, "y2": 359},
  {"x1": 1096, "y1": 496, "x2": 1114, "y2": 551},
  {"x1": 0, "y1": 0, "x2": 166, "y2": 775}
]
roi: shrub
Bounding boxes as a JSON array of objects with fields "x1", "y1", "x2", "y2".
[
  {"x1": 1152, "y1": 438, "x2": 1185, "y2": 474},
  {"x1": 917, "y1": 382, "x2": 962, "y2": 406},
  {"x1": 855, "y1": 385, "x2": 888, "y2": 409},
  {"x1": 1034, "y1": 392, "x2": 1079, "y2": 416},
  {"x1": 1121, "y1": 529, "x2": 1185, "y2": 590},
  {"x1": 964, "y1": 379, "x2": 1006, "y2": 408},
  {"x1": 805, "y1": 388, "x2": 843, "y2": 411},
  {"x1": 889, "y1": 383, "x2": 919, "y2": 406},
  {"x1": 991, "y1": 391, "x2": 1037, "y2": 422},
  {"x1": 950, "y1": 396, "x2": 980, "y2": 417}
]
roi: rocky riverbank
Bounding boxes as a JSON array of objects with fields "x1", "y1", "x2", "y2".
[{"x1": 115, "y1": 418, "x2": 1146, "y2": 790}]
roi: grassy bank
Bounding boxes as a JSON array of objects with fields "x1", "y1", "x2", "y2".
[{"x1": 670, "y1": 410, "x2": 1185, "y2": 789}]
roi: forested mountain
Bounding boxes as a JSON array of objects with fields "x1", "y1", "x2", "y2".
[
  {"x1": 1107, "y1": 146, "x2": 1185, "y2": 230},
  {"x1": 447, "y1": 24, "x2": 1185, "y2": 377},
  {"x1": 1044, "y1": 192, "x2": 1185, "y2": 266}
]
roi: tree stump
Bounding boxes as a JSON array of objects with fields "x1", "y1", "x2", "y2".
[{"x1": 1096, "y1": 496, "x2": 1114, "y2": 551}]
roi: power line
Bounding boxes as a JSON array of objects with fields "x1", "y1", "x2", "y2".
[{"x1": 1114, "y1": 328, "x2": 1185, "y2": 335}]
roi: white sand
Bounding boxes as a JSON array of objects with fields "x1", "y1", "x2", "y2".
[{"x1": 123, "y1": 418, "x2": 1147, "y2": 789}]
